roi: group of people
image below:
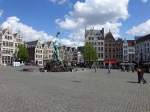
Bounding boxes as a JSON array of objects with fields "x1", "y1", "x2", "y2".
[
  {"x1": 108, "y1": 65, "x2": 147, "y2": 84},
  {"x1": 91, "y1": 62, "x2": 147, "y2": 84}
]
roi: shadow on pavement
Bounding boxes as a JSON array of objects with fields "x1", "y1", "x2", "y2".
[{"x1": 126, "y1": 81, "x2": 139, "y2": 83}]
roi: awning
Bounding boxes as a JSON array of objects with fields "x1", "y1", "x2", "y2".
[
  {"x1": 143, "y1": 62, "x2": 150, "y2": 65},
  {"x1": 104, "y1": 59, "x2": 117, "y2": 64},
  {"x1": 120, "y1": 63, "x2": 136, "y2": 66}
]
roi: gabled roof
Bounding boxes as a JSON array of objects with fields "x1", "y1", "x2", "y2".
[
  {"x1": 127, "y1": 40, "x2": 135, "y2": 46},
  {"x1": 26, "y1": 40, "x2": 38, "y2": 46},
  {"x1": 47, "y1": 41, "x2": 52, "y2": 47},
  {"x1": 105, "y1": 31, "x2": 115, "y2": 41}
]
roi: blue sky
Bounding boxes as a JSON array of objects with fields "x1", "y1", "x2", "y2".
[{"x1": 0, "y1": 0, "x2": 150, "y2": 46}]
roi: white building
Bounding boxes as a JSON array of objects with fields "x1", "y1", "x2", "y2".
[
  {"x1": 0, "y1": 28, "x2": 23, "y2": 65},
  {"x1": 123, "y1": 39, "x2": 135, "y2": 63},
  {"x1": 42, "y1": 41, "x2": 53, "y2": 66},
  {"x1": 77, "y1": 51, "x2": 84, "y2": 64},
  {"x1": 135, "y1": 34, "x2": 150, "y2": 64},
  {"x1": 26, "y1": 40, "x2": 43, "y2": 66},
  {"x1": 85, "y1": 28, "x2": 104, "y2": 66}
]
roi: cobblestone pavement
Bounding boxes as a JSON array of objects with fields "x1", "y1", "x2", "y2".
[{"x1": 0, "y1": 67, "x2": 150, "y2": 112}]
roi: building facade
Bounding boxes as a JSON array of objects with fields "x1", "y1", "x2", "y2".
[
  {"x1": 123, "y1": 39, "x2": 135, "y2": 63},
  {"x1": 43, "y1": 41, "x2": 53, "y2": 66},
  {"x1": 104, "y1": 31, "x2": 123, "y2": 68},
  {"x1": 116, "y1": 38, "x2": 123, "y2": 63},
  {"x1": 135, "y1": 34, "x2": 150, "y2": 64},
  {"x1": 85, "y1": 28, "x2": 105, "y2": 67},
  {"x1": 104, "y1": 31, "x2": 118, "y2": 67},
  {"x1": 0, "y1": 28, "x2": 23, "y2": 65},
  {"x1": 77, "y1": 46, "x2": 84, "y2": 64},
  {"x1": 26, "y1": 40, "x2": 43, "y2": 66}
]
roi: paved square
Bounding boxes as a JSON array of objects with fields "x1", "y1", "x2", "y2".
[{"x1": 0, "y1": 67, "x2": 150, "y2": 112}]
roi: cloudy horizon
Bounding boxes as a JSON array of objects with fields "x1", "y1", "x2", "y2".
[{"x1": 0, "y1": 0, "x2": 150, "y2": 46}]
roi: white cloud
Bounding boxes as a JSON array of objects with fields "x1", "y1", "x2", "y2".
[
  {"x1": 0, "y1": 9, "x2": 3, "y2": 16},
  {"x1": 141, "y1": 0, "x2": 148, "y2": 3},
  {"x1": 49, "y1": 0, "x2": 66, "y2": 4},
  {"x1": 60, "y1": 22, "x2": 122, "y2": 47},
  {"x1": 55, "y1": 0, "x2": 129, "y2": 45},
  {"x1": 56, "y1": 0, "x2": 129, "y2": 30},
  {"x1": 1, "y1": 16, "x2": 54, "y2": 42},
  {"x1": 127, "y1": 19, "x2": 150, "y2": 36},
  {"x1": 1, "y1": 16, "x2": 77, "y2": 47}
]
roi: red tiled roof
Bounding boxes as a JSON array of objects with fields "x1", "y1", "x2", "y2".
[{"x1": 127, "y1": 40, "x2": 135, "y2": 46}]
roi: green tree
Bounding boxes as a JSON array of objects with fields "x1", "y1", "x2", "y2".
[
  {"x1": 17, "y1": 44, "x2": 29, "y2": 62},
  {"x1": 83, "y1": 42, "x2": 97, "y2": 65}
]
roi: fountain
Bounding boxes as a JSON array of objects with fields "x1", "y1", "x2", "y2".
[{"x1": 44, "y1": 33, "x2": 72, "y2": 72}]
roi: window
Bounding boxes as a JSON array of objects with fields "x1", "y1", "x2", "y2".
[
  {"x1": 3, "y1": 41, "x2": 5, "y2": 46},
  {"x1": 101, "y1": 54, "x2": 103, "y2": 58},
  {"x1": 97, "y1": 37, "x2": 99, "y2": 40},
  {"x1": 5, "y1": 36, "x2": 8, "y2": 39},
  {"x1": 98, "y1": 53, "x2": 101, "y2": 58},
  {"x1": 113, "y1": 49, "x2": 115, "y2": 52},
  {"x1": 9, "y1": 42, "x2": 13, "y2": 47},
  {"x1": 109, "y1": 48, "x2": 111, "y2": 52},
  {"x1": 39, "y1": 61, "x2": 42, "y2": 64},
  {"x1": 9, "y1": 36, "x2": 12, "y2": 40},
  {"x1": 6, "y1": 42, "x2": 8, "y2": 46},
  {"x1": 11, "y1": 49, "x2": 13, "y2": 53}
]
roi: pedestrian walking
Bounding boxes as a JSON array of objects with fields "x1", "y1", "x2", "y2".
[
  {"x1": 140, "y1": 67, "x2": 147, "y2": 84},
  {"x1": 108, "y1": 63, "x2": 111, "y2": 74},
  {"x1": 137, "y1": 67, "x2": 147, "y2": 84},
  {"x1": 137, "y1": 67, "x2": 142, "y2": 83},
  {"x1": 92, "y1": 62, "x2": 97, "y2": 72}
]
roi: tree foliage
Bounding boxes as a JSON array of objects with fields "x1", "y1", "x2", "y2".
[
  {"x1": 83, "y1": 42, "x2": 97, "y2": 63},
  {"x1": 17, "y1": 44, "x2": 29, "y2": 62}
]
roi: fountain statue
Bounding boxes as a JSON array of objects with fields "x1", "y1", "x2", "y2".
[
  {"x1": 52, "y1": 40, "x2": 60, "y2": 61},
  {"x1": 44, "y1": 33, "x2": 72, "y2": 72}
]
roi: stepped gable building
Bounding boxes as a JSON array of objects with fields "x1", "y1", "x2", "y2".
[
  {"x1": 116, "y1": 38, "x2": 123, "y2": 63},
  {"x1": 104, "y1": 31, "x2": 123, "y2": 67},
  {"x1": 26, "y1": 40, "x2": 43, "y2": 66},
  {"x1": 0, "y1": 28, "x2": 23, "y2": 65},
  {"x1": 123, "y1": 39, "x2": 135, "y2": 63},
  {"x1": 85, "y1": 28, "x2": 105, "y2": 67},
  {"x1": 135, "y1": 34, "x2": 150, "y2": 67},
  {"x1": 42, "y1": 41, "x2": 53, "y2": 66},
  {"x1": 104, "y1": 31, "x2": 117, "y2": 67}
]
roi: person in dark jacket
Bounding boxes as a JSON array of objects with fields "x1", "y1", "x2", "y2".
[
  {"x1": 137, "y1": 67, "x2": 142, "y2": 83},
  {"x1": 140, "y1": 67, "x2": 147, "y2": 84},
  {"x1": 137, "y1": 67, "x2": 147, "y2": 84}
]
